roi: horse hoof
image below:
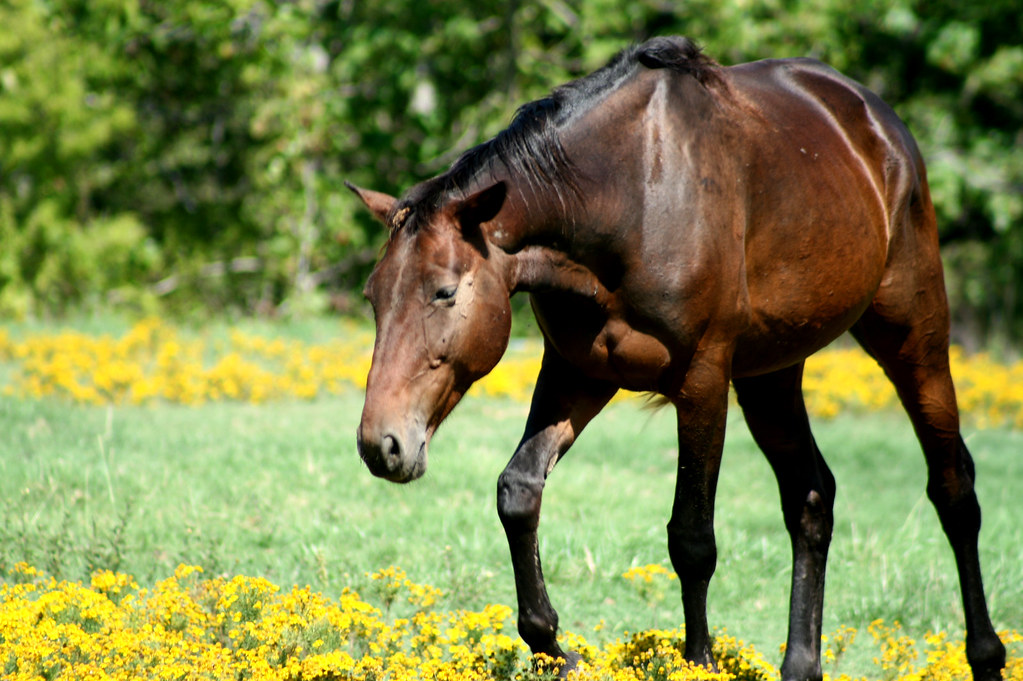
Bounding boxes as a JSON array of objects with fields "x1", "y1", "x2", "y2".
[{"x1": 557, "y1": 650, "x2": 582, "y2": 678}]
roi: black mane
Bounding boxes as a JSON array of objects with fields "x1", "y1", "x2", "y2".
[{"x1": 390, "y1": 36, "x2": 716, "y2": 233}]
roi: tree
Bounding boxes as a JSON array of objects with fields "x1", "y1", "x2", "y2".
[
  {"x1": 1, "y1": 0, "x2": 1019, "y2": 344},
  {"x1": 0, "y1": 0, "x2": 153, "y2": 316}
]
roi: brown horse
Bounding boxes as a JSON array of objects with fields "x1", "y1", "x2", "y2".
[{"x1": 349, "y1": 37, "x2": 1005, "y2": 681}]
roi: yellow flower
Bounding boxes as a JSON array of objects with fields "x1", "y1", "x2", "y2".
[
  {"x1": 0, "y1": 565, "x2": 1018, "y2": 680},
  {"x1": 4, "y1": 320, "x2": 1021, "y2": 425}
]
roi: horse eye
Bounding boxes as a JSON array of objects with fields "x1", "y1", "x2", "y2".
[{"x1": 433, "y1": 285, "x2": 457, "y2": 303}]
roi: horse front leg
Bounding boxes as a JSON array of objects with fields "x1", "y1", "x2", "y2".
[
  {"x1": 497, "y1": 348, "x2": 616, "y2": 673},
  {"x1": 734, "y1": 363, "x2": 836, "y2": 681},
  {"x1": 666, "y1": 357, "x2": 731, "y2": 669}
]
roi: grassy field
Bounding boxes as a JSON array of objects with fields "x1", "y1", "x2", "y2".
[{"x1": 1, "y1": 378, "x2": 1020, "y2": 676}]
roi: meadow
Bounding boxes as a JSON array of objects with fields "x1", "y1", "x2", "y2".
[{"x1": 0, "y1": 317, "x2": 1021, "y2": 680}]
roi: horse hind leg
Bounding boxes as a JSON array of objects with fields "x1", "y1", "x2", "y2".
[
  {"x1": 733, "y1": 362, "x2": 836, "y2": 681},
  {"x1": 851, "y1": 283, "x2": 1006, "y2": 681}
]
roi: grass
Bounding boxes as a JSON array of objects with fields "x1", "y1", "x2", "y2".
[{"x1": 1, "y1": 382, "x2": 1019, "y2": 677}]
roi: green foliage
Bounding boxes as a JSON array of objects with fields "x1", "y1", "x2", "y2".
[
  {"x1": 0, "y1": 0, "x2": 1020, "y2": 341},
  {"x1": 0, "y1": 0, "x2": 148, "y2": 316}
]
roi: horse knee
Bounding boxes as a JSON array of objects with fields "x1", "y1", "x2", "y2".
[
  {"x1": 666, "y1": 521, "x2": 717, "y2": 583},
  {"x1": 927, "y1": 476, "x2": 981, "y2": 541},
  {"x1": 926, "y1": 443, "x2": 980, "y2": 524},
  {"x1": 796, "y1": 490, "x2": 834, "y2": 554},
  {"x1": 497, "y1": 469, "x2": 544, "y2": 532},
  {"x1": 924, "y1": 438, "x2": 983, "y2": 541}
]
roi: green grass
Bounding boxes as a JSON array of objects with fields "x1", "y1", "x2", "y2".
[{"x1": 1, "y1": 390, "x2": 1019, "y2": 676}]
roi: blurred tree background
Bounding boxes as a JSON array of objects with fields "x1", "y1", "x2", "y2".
[{"x1": 1, "y1": 0, "x2": 1020, "y2": 347}]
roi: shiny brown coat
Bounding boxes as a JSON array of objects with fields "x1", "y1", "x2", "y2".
[{"x1": 350, "y1": 37, "x2": 1005, "y2": 681}]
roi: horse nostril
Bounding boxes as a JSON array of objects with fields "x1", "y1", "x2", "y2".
[
  {"x1": 357, "y1": 426, "x2": 418, "y2": 481},
  {"x1": 382, "y1": 434, "x2": 402, "y2": 467}
]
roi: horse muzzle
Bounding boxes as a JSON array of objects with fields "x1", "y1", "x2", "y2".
[{"x1": 356, "y1": 422, "x2": 428, "y2": 483}]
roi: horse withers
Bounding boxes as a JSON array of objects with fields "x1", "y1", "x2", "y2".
[{"x1": 348, "y1": 37, "x2": 1006, "y2": 681}]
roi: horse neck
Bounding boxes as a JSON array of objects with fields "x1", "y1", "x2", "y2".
[
  {"x1": 499, "y1": 69, "x2": 732, "y2": 301},
  {"x1": 487, "y1": 71, "x2": 678, "y2": 297}
]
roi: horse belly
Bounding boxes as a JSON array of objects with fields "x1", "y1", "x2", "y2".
[
  {"x1": 732, "y1": 253, "x2": 884, "y2": 377},
  {"x1": 731, "y1": 299, "x2": 871, "y2": 378}
]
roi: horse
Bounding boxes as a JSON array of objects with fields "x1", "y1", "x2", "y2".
[{"x1": 348, "y1": 36, "x2": 1006, "y2": 681}]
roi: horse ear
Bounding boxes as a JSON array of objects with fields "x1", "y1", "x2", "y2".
[
  {"x1": 455, "y1": 181, "x2": 507, "y2": 229},
  {"x1": 345, "y1": 181, "x2": 396, "y2": 225}
]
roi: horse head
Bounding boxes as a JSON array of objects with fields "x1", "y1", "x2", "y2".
[{"x1": 348, "y1": 180, "x2": 512, "y2": 482}]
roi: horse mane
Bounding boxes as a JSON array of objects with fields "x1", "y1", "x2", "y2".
[
  {"x1": 390, "y1": 36, "x2": 717, "y2": 234},
  {"x1": 635, "y1": 35, "x2": 717, "y2": 79}
]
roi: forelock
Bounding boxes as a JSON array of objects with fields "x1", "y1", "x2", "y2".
[{"x1": 387, "y1": 177, "x2": 447, "y2": 236}]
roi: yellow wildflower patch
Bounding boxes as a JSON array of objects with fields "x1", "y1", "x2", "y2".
[
  {"x1": 2, "y1": 319, "x2": 1022, "y2": 426},
  {"x1": 0, "y1": 565, "x2": 1019, "y2": 680}
]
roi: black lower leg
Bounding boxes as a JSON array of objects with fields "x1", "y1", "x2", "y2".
[
  {"x1": 927, "y1": 437, "x2": 1005, "y2": 680},
  {"x1": 497, "y1": 467, "x2": 570, "y2": 663},
  {"x1": 734, "y1": 366, "x2": 835, "y2": 681},
  {"x1": 667, "y1": 371, "x2": 729, "y2": 670},
  {"x1": 779, "y1": 482, "x2": 833, "y2": 681},
  {"x1": 667, "y1": 520, "x2": 717, "y2": 666},
  {"x1": 495, "y1": 352, "x2": 616, "y2": 677}
]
